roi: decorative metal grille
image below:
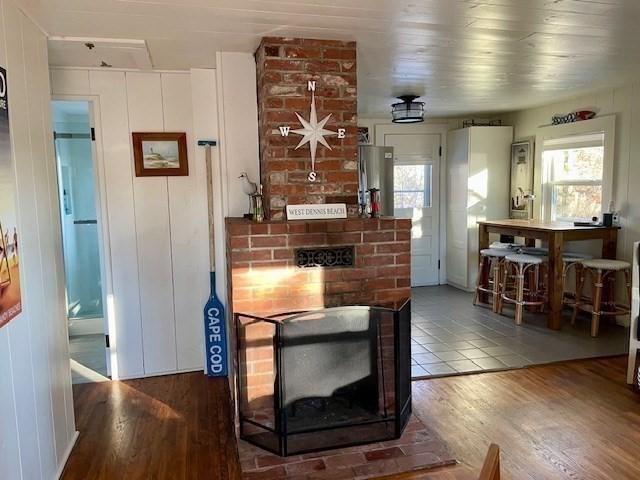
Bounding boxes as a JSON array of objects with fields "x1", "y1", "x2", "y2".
[{"x1": 295, "y1": 246, "x2": 354, "y2": 268}]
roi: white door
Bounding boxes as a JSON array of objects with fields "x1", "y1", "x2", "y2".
[{"x1": 383, "y1": 133, "x2": 441, "y2": 287}]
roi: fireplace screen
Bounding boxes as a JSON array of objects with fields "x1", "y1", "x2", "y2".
[{"x1": 235, "y1": 299, "x2": 411, "y2": 456}]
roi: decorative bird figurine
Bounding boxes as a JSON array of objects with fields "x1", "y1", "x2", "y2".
[{"x1": 238, "y1": 172, "x2": 258, "y2": 216}]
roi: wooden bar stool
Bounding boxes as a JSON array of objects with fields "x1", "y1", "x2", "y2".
[
  {"x1": 499, "y1": 253, "x2": 548, "y2": 325},
  {"x1": 571, "y1": 259, "x2": 632, "y2": 337},
  {"x1": 474, "y1": 248, "x2": 510, "y2": 312}
]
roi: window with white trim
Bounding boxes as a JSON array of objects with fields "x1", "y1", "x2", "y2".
[{"x1": 542, "y1": 132, "x2": 605, "y2": 222}]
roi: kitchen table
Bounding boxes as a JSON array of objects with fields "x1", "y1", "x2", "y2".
[{"x1": 478, "y1": 219, "x2": 619, "y2": 330}]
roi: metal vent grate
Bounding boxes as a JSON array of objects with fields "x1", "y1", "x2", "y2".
[{"x1": 295, "y1": 246, "x2": 354, "y2": 268}]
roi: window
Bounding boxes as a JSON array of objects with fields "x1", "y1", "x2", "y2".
[
  {"x1": 394, "y1": 164, "x2": 432, "y2": 209},
  {"x1": 542, "y1": 133, "x2": 605, "y2": 222}
]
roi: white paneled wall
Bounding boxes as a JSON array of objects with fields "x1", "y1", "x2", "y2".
[
  {"x1": 213, "y1": 52, "x2": 261, "y2": 309},
  {"x1": 50, "y1": 68, "x2": 212, "y2": 378},
  {"x1": 0, "y1": 0, "x2": 76, "y2": 479},
  {"x1": 504, "y1": 85, "x2": 640, "y2": 274}
]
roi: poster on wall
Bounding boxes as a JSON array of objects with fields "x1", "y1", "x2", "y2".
[
  {"x1": 0, "y1": 66, "x2": 22, "y2": 328},
  {"x1": 509, "y1": 139, "x2": 535, "y2": 220}
]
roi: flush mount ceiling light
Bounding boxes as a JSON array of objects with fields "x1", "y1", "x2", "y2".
[{"x1": 391, "y1": 95, "x2": 425, "y2": 123}]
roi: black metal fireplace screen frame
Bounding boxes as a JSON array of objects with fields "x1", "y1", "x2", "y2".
[{"x1": 235, "y1": 298, "x2": 411, "y2": 457}]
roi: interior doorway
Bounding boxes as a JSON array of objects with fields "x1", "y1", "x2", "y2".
[{"x1": 52, "y1": 100, "x2": 109, "y2": 384}]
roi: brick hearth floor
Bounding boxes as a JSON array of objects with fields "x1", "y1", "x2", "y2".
[
  {"x1": 239, "y1": 415, "x2": 456, "y2": 479},
  {"x1": 410, "y1": 285, "x2": 628, "y2": 379}
]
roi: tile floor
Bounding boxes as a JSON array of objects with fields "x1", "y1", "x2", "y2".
[
  {"x1": 69, "y1": 334, "x2": 109, "y2": 384},
  {"x1": 411, "y1": 285, "x2": 629, "y2": 379}
]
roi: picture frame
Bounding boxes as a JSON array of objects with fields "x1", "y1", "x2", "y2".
[
  {"x1": 132, "y1": 132, "x2": 189, "y2": 177},
  {"x1": 509, "y1": 138, "x2": 535, "y2": 219},
  {"x1": 357, "y1": 126, "x2": 371, "y2": 145}
]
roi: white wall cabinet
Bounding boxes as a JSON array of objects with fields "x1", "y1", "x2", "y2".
[{"x1": 446, "y1": 126, "x2": 513, "y2": 290}]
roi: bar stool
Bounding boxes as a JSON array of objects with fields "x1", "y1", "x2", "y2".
[
  {"x1": 499, "y1": 254, "x2": 548, "y2": 325},
  {"x1": 562, "y1": 252, "x2": 593, "y2": 308},
  {"x1": 571, "y1": 259, "x2": 632, "y2": 337},
  {"x1": 474, "y1": 248, "x2": 511, "y2": 312}
]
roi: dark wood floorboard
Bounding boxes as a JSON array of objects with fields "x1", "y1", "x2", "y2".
[{"x1": 62, "y1": 357, "x2": 640, "y2": 479}]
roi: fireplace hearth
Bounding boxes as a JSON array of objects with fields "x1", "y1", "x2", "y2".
[{"x1": 235, "y1": 299, "x2": 411, "y2": 456}]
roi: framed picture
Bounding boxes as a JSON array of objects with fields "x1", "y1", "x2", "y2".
[
  {"x1": 509, "y1": 138, "x2": 535, "y2": 219},
  {"x1": 132, "y1": 132, "x2": 189, "y2": 177},
  {"x1": 357, "y1": 126, "x2": 371, "y2": 145},
  {"x1": 0, "y1": 66, "x2": 23, "y2": 328}
]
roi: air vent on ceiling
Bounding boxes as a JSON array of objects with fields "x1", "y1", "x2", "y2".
[{"x1": 47, "y1": 37, "x2": 152, "y2": 69}]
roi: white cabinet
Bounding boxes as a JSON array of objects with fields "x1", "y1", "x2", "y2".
[{"x1": 446, "y1": 126, "x2": 513, "y2": 290}]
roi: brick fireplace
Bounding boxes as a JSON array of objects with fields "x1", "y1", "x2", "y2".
[
  {"x1": 226, "y1": 217, "x2": 411, "y2": 409},
  {"x1": 225, "y1": 36, "x2": 413, "y2": 457}
]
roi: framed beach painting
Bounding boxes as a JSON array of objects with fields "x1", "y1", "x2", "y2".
[{"x1": 132, "y1": 132, "x2": 189, "y2": 177}]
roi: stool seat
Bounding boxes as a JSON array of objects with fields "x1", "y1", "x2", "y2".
[
  {"x1": 581, "y1": 259, "x2": 631, "y2": 271},
  {"x1": 481, "y1": 248, "x2": 511, "y2": 258},
  {"x1": 490, "y1": 242, "x2": 522, "y2": 250},
  {"x1": 520, "y1": 247, "x2": 549, "y2": 256},
  {"x1": 505, "y1": 253, "x2": 545, "y2": 265},
  {"x1": 563, "y1": 252, "x2": 594, "y2": 261}
]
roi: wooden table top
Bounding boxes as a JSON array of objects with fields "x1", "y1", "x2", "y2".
[{"x1": 478, "y1": 219, "x2": 619, "y2": 232}]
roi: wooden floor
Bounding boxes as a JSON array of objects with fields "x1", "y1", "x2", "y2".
[{"x1": 62, "y1": 357, "x2": 640, "y2": 480}]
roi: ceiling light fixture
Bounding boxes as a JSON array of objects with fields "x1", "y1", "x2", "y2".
[{"x1": 391, "y1": 95, "x2": 425, "y2": 124}]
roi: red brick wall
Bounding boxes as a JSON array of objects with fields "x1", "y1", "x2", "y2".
[
  {"x1": 226, "y1": 217, "x2": 411, "y2": 317},
  {"x1": 226, "y1": 217, "x2": 411, "y2": 409},
  {"x1": 255, "y1": 37, "x2": 359, "y2": 220}
]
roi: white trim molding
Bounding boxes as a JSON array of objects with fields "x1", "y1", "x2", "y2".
[
  {"x1": 374, "y1": 122, "x2": 449, "y2": 285},
  {"x1": 534, "y1": 115, "x2": 616, "y2": 221}
]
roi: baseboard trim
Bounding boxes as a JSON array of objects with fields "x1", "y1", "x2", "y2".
[
  {"x1": 56, "y1": 430, "x2": 79, "y2": 479},
  {"x1": 116, "y1": 367, "x2": 205, "y2": 381}
]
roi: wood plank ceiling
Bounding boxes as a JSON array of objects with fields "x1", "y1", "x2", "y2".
[{"x1": 23, "y1": 0, "x2": 640, "y2": 116}]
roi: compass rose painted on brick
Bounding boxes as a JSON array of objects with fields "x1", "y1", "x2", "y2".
[{"x1": 278, "y1": 80, "x2": 346, "y2": 182}]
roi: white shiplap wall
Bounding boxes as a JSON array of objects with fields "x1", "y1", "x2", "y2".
[
  {"x1": 0, "y1": 0, "x2": 77, "y2": 479},
  {"x1": 50, "y1": 68, "x2": 212, "y2": 378}
]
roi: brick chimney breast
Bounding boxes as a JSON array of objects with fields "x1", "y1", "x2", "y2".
[{"x1": 256, "y1": 37, "x2": 358, "y2": 220}]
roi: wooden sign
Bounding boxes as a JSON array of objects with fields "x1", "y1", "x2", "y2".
[{"x1": 286, "y1": 203, "x2": 347, "y2": 220}]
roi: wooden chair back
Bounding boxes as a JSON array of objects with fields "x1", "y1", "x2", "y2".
[{"x1": 478, "y1": 444, "x2": 501, "y2": 480}]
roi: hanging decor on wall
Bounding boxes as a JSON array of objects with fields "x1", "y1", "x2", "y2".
[
  {"x1": 509, "y1": 138, "x2": 535, "y2": 220},
  {"x1": 551, "y1": 110, "x2": 596, "y2": 125},
  {"x1": 132, "y1": 132, "x2": 189, "y2": 177},
  {"x1": 357, "y1": 126, "x2": 371, "y2": 145},
  {"x1": 277, "y1": 80, "x2": 346, "y2": 182},
  {"x1": 0, "y1": 66, "x2": 23, "y2": 328}
]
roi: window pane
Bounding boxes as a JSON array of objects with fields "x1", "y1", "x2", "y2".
[
  {"x1": 553, "y1": 185, "x2": 602, "y2": 221},
  {"x1": 546, "y1": 146, "x2": 603, "y2": 182},
  {"x1": 394, "y1": 165, "x2": 424, "y2": 191},
  {"x1": 394, "y1": 192, "x2": 425, "y2": 209},
  {"x1": 393, "y1": 164, "x2": 432, "y2": 208}
]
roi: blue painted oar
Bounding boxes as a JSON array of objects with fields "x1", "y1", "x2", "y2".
[{"x1": 198, "y1": 139, "x2": 227, "y2": 377}]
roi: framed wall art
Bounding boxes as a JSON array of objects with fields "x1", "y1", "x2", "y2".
[
  {"x1": 132, "y1": 132, "x2": 189, "y2": 177},
  {"x1": 0, "y1": 66, "x2": 22, "y2": 328},
  {"x1": 509, "y1": 138, "x2": 535, "y2": 219}
]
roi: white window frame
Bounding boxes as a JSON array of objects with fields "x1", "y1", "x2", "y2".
[
  {"x1": 543, "y1": 133, "x2": 605, "y2": 222},
  {"x1": 534, "y1": 115, "x2": 615, "y2": 222},
  {"x1": 393, "y1": 161, "x2": 432, "y2": 209}
]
